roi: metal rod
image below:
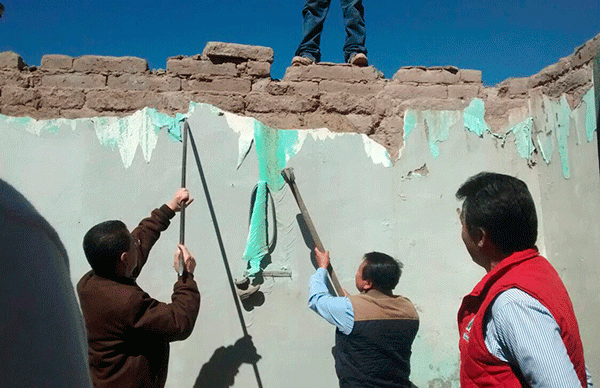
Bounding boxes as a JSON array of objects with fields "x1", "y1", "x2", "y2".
[
  {"x1": 178, "y1": 120, "x2": 188, "y2": 276},
  {"x1": 187, "y1": 125, "x2": 263, "y2": 388}
]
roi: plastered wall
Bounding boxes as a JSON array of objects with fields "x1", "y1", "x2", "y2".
[
  {"x1": 1, "y1": 70, "x2": 598, "y2": 386},
  {"x1": 1, "y1": 34, "x2": 599, "y2": 387}
]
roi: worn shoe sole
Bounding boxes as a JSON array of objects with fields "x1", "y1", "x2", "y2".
[
  {"x1": 291, "y1": 56, "x2": 314, "y2": 66},
  {"x1": 349, "y1": 53, "x2": 368, "y2": 67}
]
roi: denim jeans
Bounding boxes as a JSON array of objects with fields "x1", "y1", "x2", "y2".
[{"x1": 295, "y1": 0, "x2": 366, "y2": 63}]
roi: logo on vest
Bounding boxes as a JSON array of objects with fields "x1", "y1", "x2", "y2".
[{"x1": 462, "y1": 316, "x2": 475, "y2": 342}]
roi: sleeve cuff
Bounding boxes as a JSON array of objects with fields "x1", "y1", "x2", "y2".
[
  {"x1": 160, "y1": 204, "x2": 176, "y2": 219},
  {"x1": 316, "y1": 267, "x2": 328, "y2": 276},
  {"x1": 177, "y1": 272, "x2": 195, "y2": 283}
]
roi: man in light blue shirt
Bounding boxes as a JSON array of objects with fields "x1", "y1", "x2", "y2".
[{"x1": 309, "y1": 248, "x2": 419, "y2": 388}]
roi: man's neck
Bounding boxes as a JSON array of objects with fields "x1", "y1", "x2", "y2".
[
  {"x1": 486, "y1": 248, "x2": 536, "y2": 272},
  {"x1": 362, "y1": 288, "x2": 394, "y2": 297}
]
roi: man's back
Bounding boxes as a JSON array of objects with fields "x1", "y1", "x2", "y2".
[
  {"x1": 77, "y1": 198, "x2": 200, "y2": 388},
  {"x1": 78, "y1": 272, "x2": 168, "y2": 388},
  {"x1": 335, "y1": 290, "x2": 419, "y2": 388},
  {"x1": 78, "y1": 269, "x2": 199, "y2": 388}
]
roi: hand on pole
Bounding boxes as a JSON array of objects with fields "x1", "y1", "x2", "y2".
[
  {"x1": 174, "y1": 244, "x2": 196, "y2": 275},
  {"x1": 314, "y1": 247, "x2": 330, "y2": 269},
  {"x1": 168, "y1": 188, "x2": 194, "y2": 212}
]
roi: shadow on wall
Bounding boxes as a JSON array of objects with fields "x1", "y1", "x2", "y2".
[
  {"x1": 296, "y1": 214, "x2": 340, "y2": 295},
  {"x1": 193, "y1": 336, "x2": 262, "y2": 388}
]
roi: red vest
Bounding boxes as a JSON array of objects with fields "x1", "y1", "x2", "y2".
[{"x1": 458, "y1": 249, "x2": 587, "y2": 387}]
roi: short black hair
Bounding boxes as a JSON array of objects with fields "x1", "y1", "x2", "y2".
[
  {"x1": 456, "y1": 172, "x2": 537, "y2": 255},
  {"x1": 83, "y1": 220, "x2": 130, "y2": 276},
  {"x1": 362, "y1": 252, "x2": 402, "y2": 291}
]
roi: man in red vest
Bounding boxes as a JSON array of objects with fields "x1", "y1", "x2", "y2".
[{"x1": 455, "y1": 172, "x2": 592, "y2": 387}]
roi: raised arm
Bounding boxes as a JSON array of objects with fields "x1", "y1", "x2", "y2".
[
  {"x1": 308, "y1": 248, "x2": 354, "y2": 334},
  {"x1": 131, "y1": 188, "x2": 194, "y2": 276},
  {"x1": 130, "y1": 244, "x2": 200, "y2": 342}
]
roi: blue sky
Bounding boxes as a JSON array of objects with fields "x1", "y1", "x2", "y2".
[{"x1": 1, "y1": 0, "x2": 598, "y2": 85}]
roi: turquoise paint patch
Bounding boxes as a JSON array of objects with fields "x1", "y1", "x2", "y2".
[
  {"x1": 424, "y1": 110, "x2": 461, "y2": 158},
  {"x1": 463, "y1": 98, "x2": 490, "y2": 137},
  {"x1": 555, "y1": 96, "x2": 572, "y2": 179},
  {"x1": 595, "y1": 55, "x2": 600, "y2": 133},
  {"x1": 402, "y1": 109, "x2": 461, "y2": 158},
  {"x1": 253, "y1": 120, "x2": 300, "y2": 191},
  {"x1": 242, "y1": 181, "x2": 269, "y2": 276},
  {"x1": 242, "y1": 121, "x2": 301, "y2": 274},
  {"x1": 403, "y1": 110, "x2": 417, "y2": 140},
  {"x1": 13, "y1": 116, "x2": 32, "y2": 125},
  {"x1": 140, "y1": 108, "x2": 182, "y2": 139},
  {"x1": 1, "y1": 103, "x2": 206, "y2": 169},
  {"x1": 507, "y1": 117, "x2": 535, "y2": 159},
  {"x1": 164, "y1": 113, "x2": 189, "y2": 141},
  {"x1": 92, "y1": 117, "x2": 119, "y2": 150},
  {"x1": 163, "y1": 102, "x2": 206, "y2": 141},
  {"x1": 0, "y1": 115, "x2": 63, "y2": 134},
  {"x1": 0, "y1": 115, "x2": 32, "y2": 128},
  {"x1": 583, "y1": 89, "x2": 596, "y2": 142},
  {"x1": 44, "y1": 123, "x2": 60, "y2": 133}
]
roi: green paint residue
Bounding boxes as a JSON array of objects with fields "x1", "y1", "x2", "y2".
[
  {"x1": 583, "y1": 88, "x2": 596, "y2": 142},
  {"x1": 13, "y1": 116, "x2": 32, "y2": 126},
  {"x1": 45, "y1": 123, "x2": 60, "y2": 133},
  {"x1": 165, "y1": 113, "x2": 191, "y2": 141},
  {"x1": 424, "y1": 110, "x2": 461, "y2": 158},
  {"x1": 536, "y1": 95, "x2": 557, "y2": 165},
  {"x1": 463, "y1": 98, "x2": 490, "y2": 137},
  {"x1": 241, "y1": 121, "x2": 301, "y2": 274},
  {"x1": 0, "y1": 115, "x2": 70, "y2": 135},
  {"x1": 253, "y1": 120, "x2": 300, "y2": 191},
  {"x1": 242, "y1": 181, "x2": 269, "y2": 276},
  {"x1": 595, "y1": 55, "x2": 600, "y2": 135},
  {"x1": 403, "y1": 108, "x2": 466, "y2": 158},
  {"x1": 145, "y1": 108, "x2": 184, "y2": 139},
  {"x1": 403, "y1": 110, "x2": 417, "y2": 140},
  {"x1": 555, "y1": 95, "x2": 572, "y2": 179},
  {"x1": 93, "y1": 117, "x2": 119, "y2": 150},
  {"x1": 164, "y1": 102, "x2": 211, "y2": 141},
  {"x1": 507, "y1": 117, "x2": 535, "y2": 159}
]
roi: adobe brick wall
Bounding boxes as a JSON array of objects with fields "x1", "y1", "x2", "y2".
[{"x1": 0, "y1": 35, "x2": 597, "y2": 158}]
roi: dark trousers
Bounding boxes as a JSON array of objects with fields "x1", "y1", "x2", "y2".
[{"x1": 295, "y1": 0, "x2": 367, "y2": 62}]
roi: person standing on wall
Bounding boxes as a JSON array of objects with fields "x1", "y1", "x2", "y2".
[
  {"x1": 309, "y1": 247, "x2": 419, "y2": 387},
  {"x1": 77, "y1": 188, "x2": 200, "y2": 388},
  {"x1": 292, "y1": 0, "x2": 368, "y2": 67},
  {"x1": 456, "y1": 172, "x2": 593, "y2": 387}
]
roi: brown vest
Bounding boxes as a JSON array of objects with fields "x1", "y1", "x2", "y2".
[{"x1": 335, "y1": 290, "x2": 419, "y2": 388}]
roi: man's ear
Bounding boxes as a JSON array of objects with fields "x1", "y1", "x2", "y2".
[
  {"x1": 472, "y1": 227, "x2": 485, "y2": 248},
  {"x1": 120, "y1": 251, "x2": 128, "y2": 263},
  {"x1": 363, "y1": 280, "x2": 373, "y2": 291},
  {"x1": 477, "y1": 228, "x2": 497, "y2": 251}
]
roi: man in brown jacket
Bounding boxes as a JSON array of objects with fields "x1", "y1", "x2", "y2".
[{"x1": 77, "y1": 188, "x2": 200, "y2": 388}]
